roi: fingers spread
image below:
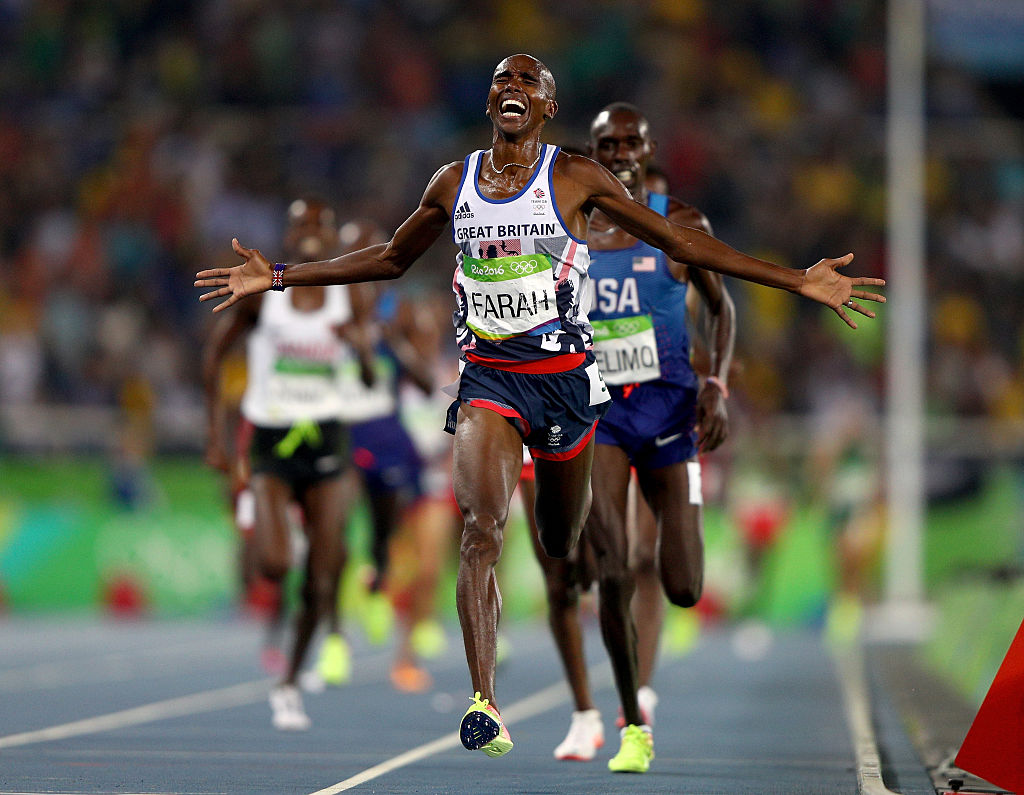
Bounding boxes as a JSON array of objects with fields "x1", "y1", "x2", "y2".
[
  {"x1": 231, "y1": 238, "x2": 252, "y2": 258},
  {"x1": 853, "y1": 290, "x2": 886, "y2": 303},
  {"x1": 834, "y1": 306, "x2": 858, "y2": 329}
]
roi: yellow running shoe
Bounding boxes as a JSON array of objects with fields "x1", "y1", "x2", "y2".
[
  {"x1": 410, "y1": 619, "x2": 448, "y2": 660},
  {"x1": 316, "y1": 633, "x2": 351, "y2": 686},
  {"x1": 607, "y1": 724, "x2": 654, "y2": 773},
  {"x1": 459, "y1": 692, "x2": 513, "y2": 758},
  {"x1": 360, "y1": 590, "x2": 394, "y2": 646}
]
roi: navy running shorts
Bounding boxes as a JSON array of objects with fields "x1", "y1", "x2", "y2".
[
  {"x1": 445, "y1": 354, "x2": 611, "y2": 461},
  {"x1": 596, "y1": 380, "x2": 699, "y2": 469},
  {"x1": 350, "y1": 414, "x2": 424, "y2": 497}
]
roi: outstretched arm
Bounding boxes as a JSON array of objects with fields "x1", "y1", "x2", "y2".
[
  {"x1": 572, "y1": 157, "x2": 885, "y2": 328},
  {"x1": 196, "y1": 163, "x2": 460, "y2": 312}
]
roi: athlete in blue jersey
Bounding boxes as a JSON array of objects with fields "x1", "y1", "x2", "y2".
[
  {"x1": 197, "y1": 53, "x2": 885, "y2": 762},
  {"x1": 533, "y1": 104, "x2": 735, "y2": 771}
]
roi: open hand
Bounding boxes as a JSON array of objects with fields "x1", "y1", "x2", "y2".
[
  {"x1": 800, "y1": 253, "x2": 886, "y2": 329},
  {"x1": 195, "y1": 239, "x2": 274, "y2": 313}
]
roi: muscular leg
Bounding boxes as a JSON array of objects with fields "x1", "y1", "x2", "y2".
[
  {"x1": 532, "y1": 437, "x2": 595, "y2": 559},
  {"x1": 452, "y1": 404, "x2": 523, "y2": 708},
  {"x1": 586, "y1": 443, "x2": 644, "y2": 726},
  {"x1": 251, "y1": 473, "x2": 295, "y2": 584},
  {"x1": 636, "y1": 458, "x2": 704, "y2": 608},
  {"x1": 522, "y1": 476, "x2": 596, "y2": 713},
  {"x1": 627, "y1": 477, "x2": 664, "y2": 688},
  {"x1": 286, "y1": 471, "x2": 357, "y2": 684}
]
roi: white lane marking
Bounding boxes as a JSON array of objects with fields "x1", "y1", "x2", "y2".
[
  {"x1": 832, "y1": 645, "x2": 900, "y2": 795},
  {"x1": 0, "y1": 648, "x2": 401, "y2": 750},
  {"x1": 0, "y1": 678, "x2": 274, "y2": 749},
  {"x1": 308, "y1": 662, "x2": 613, "y2": 795}
]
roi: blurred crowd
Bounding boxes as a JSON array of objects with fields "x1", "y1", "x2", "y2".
[{"x1": 0, "y1": 0, "x2": 1022, "y2": 467}]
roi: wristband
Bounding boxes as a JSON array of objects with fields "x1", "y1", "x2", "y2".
[
  {"x1": 706, "y1": 375, "x2": 729, "y2": 399},
  {"x1": 271, "y1": 262, "x2": 286, "y2": 291}
]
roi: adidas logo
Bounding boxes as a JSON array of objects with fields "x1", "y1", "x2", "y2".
[{"x1": 454, "y1": 201, "x2": 474, "y2": 220}]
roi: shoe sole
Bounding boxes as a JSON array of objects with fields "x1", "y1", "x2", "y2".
[
  {"x1": 460, "y1": 710, "x2": 513, "y2": 757},
  {"x1": 555, "y1": 738, "x2": 604, "y2": 761},
  {"x1": 608, "y1": 763, "x2": 649, "y2": 773}
]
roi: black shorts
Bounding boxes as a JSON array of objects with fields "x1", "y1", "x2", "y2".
[{"x1": 250, "y1": 419, "x2": 350, "y2": 491}]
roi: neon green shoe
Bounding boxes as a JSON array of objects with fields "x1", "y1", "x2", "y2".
[
  {"x1": 459, "y1": 692, "x2": 513, "y2": 758},
  {"x1": 410, "y1": 619, "x2": 448, "y2": 660},
  {"x1": 360, "y1": 590, "x2": 394, "y2": 646},
  {"x1": 607, "y1": 724, "x2": 654, "y2": 773},
  {"x1": 316, "y1": 633, "x2": 351, "y2": 686}
]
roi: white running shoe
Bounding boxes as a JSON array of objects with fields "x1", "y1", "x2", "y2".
[
  {"x1": 554, "y1": 708, "x2": 604, "y2": 761},
  {"x1": 270, "y1": 684, "x2": 311, "y2": 731},
  {"x1": 638, "y1": 686, "x2": 659, "y2": 727}
]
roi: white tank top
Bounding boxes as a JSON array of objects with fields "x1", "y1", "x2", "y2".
[
  {"x1": 241, "y1": 286, "x2": 356, "y2": 426},
  {"x1": 450, "y1": 144, "x2": 593, "y2": 363}
]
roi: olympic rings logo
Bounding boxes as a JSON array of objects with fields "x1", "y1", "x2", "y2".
[
  {"x1": 611, "y1": 318, "x2": 646, "y2": 336},
  {"x1": 507, "y1": 259, "x2": 541, "y2": 276}
]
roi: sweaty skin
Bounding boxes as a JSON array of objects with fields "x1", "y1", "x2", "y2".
[{"x1": 196, "y1": 54, "x2": 885, "y2": 716}]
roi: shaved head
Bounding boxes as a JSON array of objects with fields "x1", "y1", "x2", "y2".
[
  {"x1": 494, "y1": 53, "x2": 556, "y2": 100},
  {"x1": 590, "y1": 102, "x2": 650, "y2": 143}
]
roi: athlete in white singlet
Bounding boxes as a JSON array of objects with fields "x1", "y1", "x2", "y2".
[{"x1": 202, "y1": 197, "x2": 371, "y2": 731}]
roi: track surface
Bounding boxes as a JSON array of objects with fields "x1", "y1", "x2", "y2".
[{"x1": 0, "y1": 616, "x2": 946, "y2": 794}]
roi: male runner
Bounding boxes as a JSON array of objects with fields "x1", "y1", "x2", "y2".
[
  {"x1": 202, "y1": 197, "x2": 369, "y2": 730},
  {"x1": 196, "y1": 53, "x2": 885, "y2": 759},
  {"x1": 534, "y1": 102, "x2": 735, "y2": 772}
]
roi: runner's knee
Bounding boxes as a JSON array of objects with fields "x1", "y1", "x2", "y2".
[{"x1": 459, "y1": 513, "x2": 505, "y2": 567}]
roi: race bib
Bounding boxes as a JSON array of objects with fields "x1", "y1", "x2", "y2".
[
  {"x1": 461, "y1": 254, "x2": 560, "y2": 340},
  {"x1": 591, "y1": 315, "x2": 661, "y2": 385}
]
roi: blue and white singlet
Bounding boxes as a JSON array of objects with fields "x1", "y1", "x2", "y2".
[
  {"x1": 588, "y1": 192, "x2": 698, "y2": 390},
  {"x1": 450, "y1": 144, "x2": 594, "y2": 364}
]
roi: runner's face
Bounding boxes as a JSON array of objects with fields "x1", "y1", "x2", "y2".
[
  {"x1": 590, "y1": 112, "x2": 654, "y2": 194},
  {"x1": 486, "y1": 56, "x2": 555, "y2": 137},
  {"x1": 284, "y1": 201, "x2": 338, "y2": 262}
]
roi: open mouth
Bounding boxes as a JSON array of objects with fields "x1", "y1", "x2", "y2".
[
  {"x1": 615, "y1": 169, "x2": 635, "y2": 183},
  {"x1": 499, "y1": 98, "x2": 527, "y2": 119}
]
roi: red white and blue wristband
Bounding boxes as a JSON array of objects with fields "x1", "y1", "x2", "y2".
[{"x1": 271, "y1": 262, "x2": 286, "y2": 291}]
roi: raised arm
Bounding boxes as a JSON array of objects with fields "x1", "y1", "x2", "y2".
[
  {"x1": 196, "y1": 163, "x2": 461, "y2": 313},
  {"x1": 567, "y1": 155, "x2": 885, "y2": 328}
]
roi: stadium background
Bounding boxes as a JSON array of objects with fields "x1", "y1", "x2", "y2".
[{"x1": 0, "y1": 0, "x2": 1021, "y2": 709}]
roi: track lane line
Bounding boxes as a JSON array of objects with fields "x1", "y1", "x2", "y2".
[
  {"x1": 308, "y1": 661, "x2": 613, "y2": 794},
  {"x1": 832, "y1": 643, "x2": 900, "y2": 795}
]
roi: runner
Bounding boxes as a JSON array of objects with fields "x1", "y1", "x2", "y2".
[
  {"x1": 202, "y1": 197, "x2": 369, "y2": 730},
  {"x1": 197, "y1": 54, "x2": 885, "y2": 758}
]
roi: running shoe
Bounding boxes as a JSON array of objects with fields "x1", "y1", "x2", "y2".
[
  {"x1": 360, "y1": 590, "x2": 394, "y2": 646},
  {"x1": 459, "y1": 692, "x2": 513, "y2": 758},
  {"x1": 390, "y1": 661, "x2": 433, "y2": 693},
  {"x1": 269, "y1": 684, "x2": 311, "y2": 731},
  {"x1": 607, "y1": 724, "x2": 654, "y2": 773},
  {"x1": 553, "y1": 708, "x2": 604, "y2": 761},
  {"x1": 410, "y1": 619, "x2": 448, "y2": 660},
  {"x1": 316, "y1": 633, "x2": 351, "y2": 686},
  {"x1": 615, "y1": 685, "x2": 658, "y2": 729}
]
